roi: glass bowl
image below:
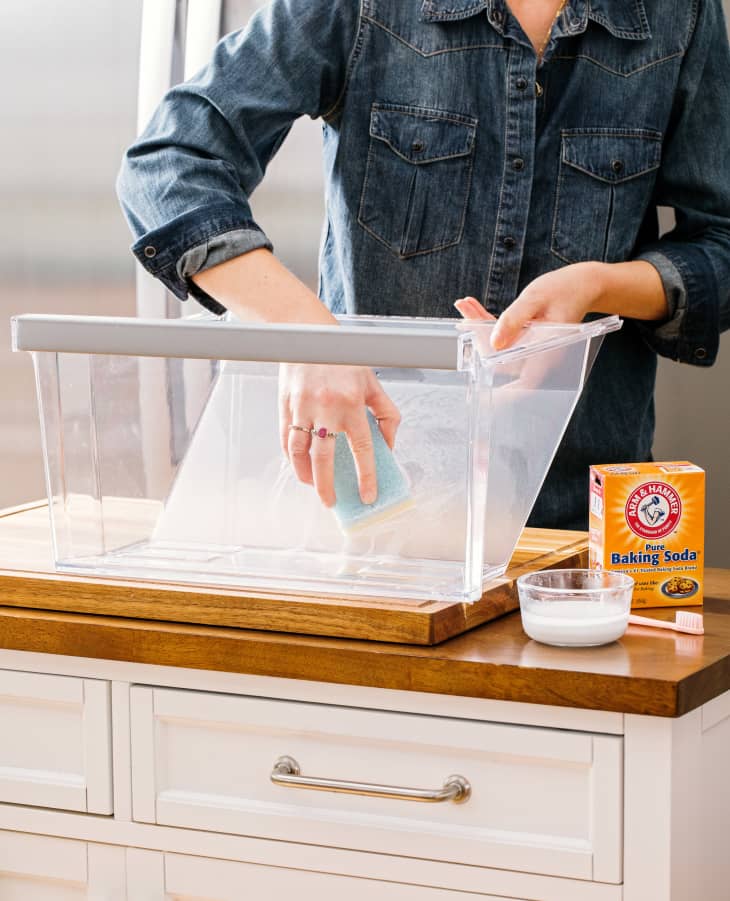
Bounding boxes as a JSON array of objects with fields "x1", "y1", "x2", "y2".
[{"x1": 516, "y1": 569, "x2": 634, "y2": 647}]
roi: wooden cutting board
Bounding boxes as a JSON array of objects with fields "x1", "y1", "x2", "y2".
[{"x1": 0, "y1": 503, "x2": 587, "y2": 645}]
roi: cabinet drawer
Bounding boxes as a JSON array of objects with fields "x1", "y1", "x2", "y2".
[
  {"x1": 130, "y1": 687, "x2": 622, "y2": 883},
  {"x1": 0, "y1": 830, "x2": 125, "y2": 899},
  {"x1": 159, "y1": 851, "x2": 524, "y2": 900},
  {"x1": 0, "y1": 670, "x2": 112, "y2": 814}
]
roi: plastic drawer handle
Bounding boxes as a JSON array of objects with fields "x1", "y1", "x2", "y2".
[{"x1": 270, "y1": 756, "x2": 471, "y2": 803}]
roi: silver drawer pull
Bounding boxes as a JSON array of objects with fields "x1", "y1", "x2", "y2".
[{"x1": 271, "y1": 756, "x2": 471, "y2": 803}]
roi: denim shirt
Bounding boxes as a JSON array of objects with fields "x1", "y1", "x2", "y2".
[{"x1": 117, "y1": 0, "x2": 730, "y2": 529}]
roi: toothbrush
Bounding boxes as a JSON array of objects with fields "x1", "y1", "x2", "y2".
[{"x1": 628, "y1": 611, "x2": 704, "y2": 635}]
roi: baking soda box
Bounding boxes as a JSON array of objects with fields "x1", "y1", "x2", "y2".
[{"x1": 589, "y1": 462, "x2": 704, "y2": 608}]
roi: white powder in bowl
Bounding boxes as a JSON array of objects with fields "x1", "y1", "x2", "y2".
[{"x1": 520, "y1": 600, "x2": 629, "y2": 647}]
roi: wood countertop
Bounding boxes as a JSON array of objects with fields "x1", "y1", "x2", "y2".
[{"x1": 1, "y1": 503, "x2": 729, "y2": 718}]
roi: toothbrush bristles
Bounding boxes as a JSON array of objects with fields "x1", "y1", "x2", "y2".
[{"x1": 675, "y1": 611, "x2": 704, "y2": 634}]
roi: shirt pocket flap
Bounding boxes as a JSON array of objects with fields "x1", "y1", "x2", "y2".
[
  {"x1": 369, "y1": 104, "x2": 477, "y2": 165},
  {"x1": 561, "y1": 130, "x2": 662, "y2": 184}
]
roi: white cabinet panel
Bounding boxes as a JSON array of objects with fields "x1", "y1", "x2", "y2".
[
  {"x1": 0, "y1": 670, "x2": 112, "y2": 814},
  {"x1": 129, "y1": 849, "x2": 526, "y2": 901},
  {"x1": 130, "y1": 686, "x2": 623, "y2": 882},
  {"x1": 0, "y1": 830, "x2": 125, "y2": 899}
]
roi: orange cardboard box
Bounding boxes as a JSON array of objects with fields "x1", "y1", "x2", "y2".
[{"x1": 589, "y1": 462, "x2": 704, "y2": 608}]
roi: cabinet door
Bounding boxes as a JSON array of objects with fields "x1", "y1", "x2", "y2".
[
  {"x1": 0, "y1": 830, "x2": 126, "y2": 899},
  {"x1": 126, "y1": 849, "x2": 525, "y2": 901},
  {"x1": 0, "y1": 670, "x2": 113, "y2": 813},
  {"x1": 130, "y1": 686, "x2": 623, "y2": 882}
]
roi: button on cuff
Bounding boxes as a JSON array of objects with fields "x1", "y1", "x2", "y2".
[
  {"x1": 131, "y1": 204, "x2": 273, "y2": 302},
  {"x1": 630, "y1": 248, "x2": 720, "y2": 366}
]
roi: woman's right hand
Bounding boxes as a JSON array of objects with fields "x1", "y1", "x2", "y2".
[
  {"x1": 279, "y1": 363, "x2": 401, "y2": 508},
  {"x1": 192, "y1": 250, "x2": 402, "y2": 507}
]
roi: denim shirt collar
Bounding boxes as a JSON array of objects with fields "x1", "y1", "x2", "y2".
[
  {"x1": 420, "y1": 0, "x2": 490, "y2": 23},
  {"x1": 420, "y1": 0, "x2": 651, "y2": 40},
  {"x1": 586, "y1": 0, "x2": 651, "y2": 39}
]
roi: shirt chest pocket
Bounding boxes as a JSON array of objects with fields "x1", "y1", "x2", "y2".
[
  {"x1": 358, "y1": 103, "x2": 477, "y2": 258},
  {"x1": 551, "y1": 129, "x2": 662, "y2": 265}
]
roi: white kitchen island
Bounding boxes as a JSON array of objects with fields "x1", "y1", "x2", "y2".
[{"x1": 0, "y1": 508, "x2": 728, "y2": 900}]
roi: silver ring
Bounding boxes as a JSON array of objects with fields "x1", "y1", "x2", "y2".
[{"x1": 311, "y1": 426, "x2": 337, "y2": 439}]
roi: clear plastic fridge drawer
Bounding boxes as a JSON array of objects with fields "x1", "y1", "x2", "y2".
[{"x1": 12, "y1": 313, "x2": 620, "y2": 603}]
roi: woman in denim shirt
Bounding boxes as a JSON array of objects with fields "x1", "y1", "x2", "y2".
[{"x1": 118, "y1": 0, "x2": 730, "y2": 529}]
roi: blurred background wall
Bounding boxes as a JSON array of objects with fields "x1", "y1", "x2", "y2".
[
  {"x1": 0, "y1": 0, "x2": 141, "y2": 504},
  {"x1": 0, "y1": 0, "x2": 727, "y2": 564}
]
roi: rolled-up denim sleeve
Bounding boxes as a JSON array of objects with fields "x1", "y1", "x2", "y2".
[
  {"x1": 116, "y1": 0, "x2": 362, "y2": 307},
  {"x1": 634, "y1": 0, "x2": 730, "y2": 366}
]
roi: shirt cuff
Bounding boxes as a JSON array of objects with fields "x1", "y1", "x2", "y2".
[
  {"x1": 632, "y1": 245, "x2": 719, "y2": 364},
  {"x1": 178, "y1": 227, "x2": 273, "y2": 283},
  {"x1": 634, "y1": 250, "x2": 687, "y2": 341},
  {"x1": 178, "y1": 228, "x2": 275, "y2": 315},
  {"x1": 130, "y1": 202, "x2": 273, "y2": 305}
]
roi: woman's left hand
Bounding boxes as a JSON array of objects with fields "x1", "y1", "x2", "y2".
[
  {"x1": 487, "y1": 262, "x2": 600, "y2": 349},
  {"x1": 455, "y1": 260, "x2": 668, "y2": 349}
]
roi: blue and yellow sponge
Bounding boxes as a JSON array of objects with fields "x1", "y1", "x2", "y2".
[{"x1": 333, "y1": 411, "x2": 413, "y2": 532}]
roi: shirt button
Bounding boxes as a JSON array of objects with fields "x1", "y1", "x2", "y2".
[
  {"x1": 611, "y1": 159, "x2": 624, "y2": 174},
  {"x1": 502, "y1": 236, "x2": 517, "y2": 250},
  {"x1": 695, "y1": 347, "x2": 708, "y2": 360},
  {"x1": 512, "y1": 158, "x2": 525, "y2": 171},
  {"x1": 143, "y1": 246, "x2": 157, "y2": 259},
  {"x1": 411, "y1": 140, "x2": 425, "y2": 153},
  {"x1": 535, "y1": 82, "x2": 544, "y2": 98},
  {"x1": 490, "y1": 10, "x2": 503, "y2": 24},
  {"x1": 516, "y1": 76, "x2": 528, "y2": 91}
]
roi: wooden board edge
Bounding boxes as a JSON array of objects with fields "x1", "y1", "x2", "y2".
[
  {"x1": 0, "y1": 500, "x2": 48, "y2": 520},
  {"x1": 428, "y1": 544, "x2": 588, "y2": 644},
  {"x1": 0, "y1": 571, "x2": 437, "y2": 645},
  {"x1": 0, "y1": 540, "x2": 587, "y2": 647},
  {"x1": 0, "y1": 511, "x2": 587, "y2": 645}
]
